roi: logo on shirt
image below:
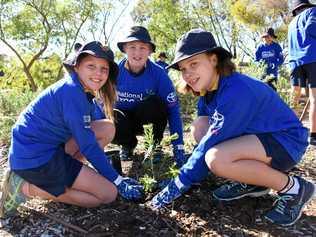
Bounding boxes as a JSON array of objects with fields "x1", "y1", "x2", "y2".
[
  {"x1": 208, "y1": 110, "x2": 224, "y2": 135},
  {"x1": 83, "y1": 115, "x2": 91, "y2": 128},
  {"x1": 167, "y1": 92, "x2": 177, "y2": 103},
  {"x1": 262, "y1": 50, "x2": 275, "y2": 59}
]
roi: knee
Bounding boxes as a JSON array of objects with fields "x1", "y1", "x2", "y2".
[
  {"x1": 100, "y1": 183, "x2": 118, "y2": 204},
  {"x1": 205, "y1": 148, "x2": 227, "y2": 177},
  {"x1": 191, "y1": 117, "x2": 209, "y2": 143}
]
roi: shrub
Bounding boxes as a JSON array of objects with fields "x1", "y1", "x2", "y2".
[{"x1": 0, "y1": 89, "x2": 37, "y2": 145}]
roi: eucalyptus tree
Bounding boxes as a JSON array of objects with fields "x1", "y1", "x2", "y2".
[{"x1": 0, "y1": 0, "x2": 98, "y2": 91}]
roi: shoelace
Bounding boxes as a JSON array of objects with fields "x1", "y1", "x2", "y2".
[
  {"x1": 226, "y1": 182, "x2": 248, "y2": 190},
  {"x1": 274, "y1": 195, "x2": 294, "y2": 214}
]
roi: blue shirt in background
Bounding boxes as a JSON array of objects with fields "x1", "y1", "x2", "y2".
[
  {"x1": 288, "y1": 7, "x2": 316, "y2": 71},
  {"x1": 255, "y1": 42, "x2": 284, "y2": 78}
]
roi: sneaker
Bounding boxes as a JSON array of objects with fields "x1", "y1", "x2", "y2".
[
  {"x1": 213, "y1": 182, "x2": 270, "y2": 201},
  {"x1": 264, "y1": 177, "x2": 315, "y2": 226},
  {"x1": 0, "y1": 170, "x2": 28, "y2": 218},
  {"x1": 309, "y1": 137, "x2": 316, "y2": 146},
  {"x1": 119, "y1": 146, "x2": 133, "y2": 161}
]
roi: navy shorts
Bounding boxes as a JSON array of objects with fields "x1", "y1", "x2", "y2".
[
  {"x1": 256, "y1": 133, "x2": 297, "y2": 172},
  {"x1": 290, "y1": 62, "x2": 316, "y2": 88},
  {"x1": 13, "y1": 146, "x2": 83, "y2": 197}
]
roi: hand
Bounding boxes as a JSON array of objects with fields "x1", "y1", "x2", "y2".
[
  {"x1": 173, "y1": 145, "x2": 187, "y2": 168},
  {"x1": 150, "y1": 177, "x2": 190, "y2": 209},
  {"x1": 114, "y1": 176, "x2": 144, "y2": 201}
]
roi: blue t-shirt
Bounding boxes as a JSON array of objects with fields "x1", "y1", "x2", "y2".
[
  {"x1": 178, "y1": 72, "x2": 308, "y2": 186},
  {"x1": 255, "y1": 42, "x2": 284, "y2": 77},
  {"x1": 9, "y1": 73, "x2": 119, "y2": 182},
  {"x1": 115, "y1": 58, "x2": 184, "y2": 146},
  {"x1": 288, "y1": 7, "x2": 316, "y2": 71},
  {"x1": 155, "y1": 60, "x2": 169, "y2": 73}
]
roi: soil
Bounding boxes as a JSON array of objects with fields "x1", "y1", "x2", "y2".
[{"x1": 0, "y1": 110, "x2": 315, "y2": 236}]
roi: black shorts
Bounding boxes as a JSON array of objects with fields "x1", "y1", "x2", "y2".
[
  {"x1": 13, "y1": 146, "x2": 83, "y2": 197},
  {"x1": 256, "y1": 133, "x2": 297, "y2": 172},
  {"x1": 290, "y1": 62, "x2": 316, "y2": 88}
]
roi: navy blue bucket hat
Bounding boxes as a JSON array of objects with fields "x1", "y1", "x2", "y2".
[
  {"x1": 63, "y1": 41, "x2": 118, "y2": 83},
  {"x1": 261, "y1": 28, "x2": 277, "y2": 39},
  {"x1": 117, "y1": 26, "x2": 156, "y2": 53},
  {"x1": 291, "y1": 0, "x2": 316, "y2": 16},
  {"x1": 168, "y1": 28, "x2": 232, "y2": 70}
]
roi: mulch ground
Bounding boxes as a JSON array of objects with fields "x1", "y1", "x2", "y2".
[{"x1": 0, "y1": 107, "x2": 315, "y2": 236}]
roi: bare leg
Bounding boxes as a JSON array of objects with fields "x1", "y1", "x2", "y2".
[
  {"x1": 191, "y1": 116, "x2": 209, "y2": 143},
  {"x1": 291, "y1": 85, "x2": 301, "y2": 108},
  {"x1": 21, "y1": 165, "x2": 117, "y2": 207},
  {"x1": 205, "y1": 135, "x2": 288, "y2": 191},
  {"x1": 309, "y1": 88, "x2": 316, "y2": 133},
  {"x1": 65, "y1": 119, "x2": 115, "y2": 161}
]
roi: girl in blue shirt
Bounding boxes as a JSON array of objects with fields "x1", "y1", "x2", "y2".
[
  {"x1": 0, "y1": 41, "x2": 144, "y2": 218},
  {"x1": 150, "y1": 29, "x2": 314, "y2": 227}
]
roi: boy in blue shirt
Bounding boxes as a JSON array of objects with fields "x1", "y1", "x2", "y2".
[
  {"x1": 255, "y1": 28, "x2": 284, "y2": 91},
  {"x1": 288, "y1": 0, "x2": 316, "y2": 146},
  {"x1": 0, "y1": 41, "x2": 144, "y2": 218},
  {"x1": 113, "y1": 26, "x2": 186, "y2": 167},
  {"x1": 150, "y1": 28, "x2": 314, "y2": 227},
  {"x1": 155, "y1": 52, "x2": 169, "y2": 73}
]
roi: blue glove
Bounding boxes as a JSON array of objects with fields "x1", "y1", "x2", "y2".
[
  {"x1": 173, "y1": 145, "x2": 186, "y2": 168},
  {"x1": 151, "y1": 177, "x2": 190, "y2": 209},
  {"x1": 114, "y1": 176, "x2": 144, "y2": 201}
]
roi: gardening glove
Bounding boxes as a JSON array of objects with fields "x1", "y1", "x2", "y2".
[
  {"x1": 173, "y1": 145, "x2": 186, "y2": 168},
  {"x1": 114, "y1": 175, "x2": 144, "y2": 201},
  {"x1": 151, "y1": 177, "x2": 190, "y2": 209}
]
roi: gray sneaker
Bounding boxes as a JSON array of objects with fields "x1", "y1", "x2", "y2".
[
  {"x1": 264, "y1": 177, "x2": 316, "y2": 226},
  {"x1": 213, "y1": 182, "x2": 270, "y2": 201},
  {"x1": 0, "y1": 170, "x2": 28, "y2": 218}
]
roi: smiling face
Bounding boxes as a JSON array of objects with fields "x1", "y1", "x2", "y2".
[
  {"x1": 178, "y1": 53, "x2": 219, "y2": 93},
  {"x1": 74, "y1": 55, "x2": 110, "y2": 91},
  {"x1": 123, "y1": 41, "x2": 152, "y2": 73}
]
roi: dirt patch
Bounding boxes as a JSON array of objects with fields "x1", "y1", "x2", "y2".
[{"x1": 0, "y1": 117, "x2": 315, "y2": 236}]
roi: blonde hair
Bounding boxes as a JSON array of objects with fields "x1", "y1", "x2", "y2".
[
  {"x1": 178, "y1": 52, "x2": 236, "y2": 95},
  {"x1": 98, "y1": 80, "x2": 116, "y2": 121}
]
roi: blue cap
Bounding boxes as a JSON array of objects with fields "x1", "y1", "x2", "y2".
[
  {"x1": 117, "y1": 26, "x2": 156, "y2": 53},
  {"x1": 168, "y1": 28, "x2": 232, "y2": 70},
  {"x1": 63, "y1": 41, "x2": 118, "y2": 82}
]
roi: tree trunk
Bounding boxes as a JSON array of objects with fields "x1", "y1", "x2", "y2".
[{"x1": 24, "y1": 67, "x2": 37, "y2": 92}]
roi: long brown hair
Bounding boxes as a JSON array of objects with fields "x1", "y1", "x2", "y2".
[
  {"x1": 178, "y1": 52, "x2": 236, "y2": 95},
  {"x1": 98, "y1": 79, "x2": 116, "y2": 121}
]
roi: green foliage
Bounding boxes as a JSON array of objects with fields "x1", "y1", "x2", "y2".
[
  {"x1": 0, "y1": 54, "x2": 62, "y2": 91},
  {"x1": 31, "y1": 54, "x2": 63, "y2": 88},
  {"x1": 140, "y1": 123, "x2": 181, "y2": 193},
  {"x1": 0, "y1": 89, "x2": 37, "y2": 145},
  {"x1": 139, "y1": 174, "x2": 157, "y2": 193},
  {"x1": 132, "y1": 0, "x2": 195, "y2": 55}
]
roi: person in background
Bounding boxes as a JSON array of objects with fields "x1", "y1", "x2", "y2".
[
  {"x1": 155, "y1": 52, "x2": 169, "y2": 73},
  {"x1": 288, "y1": 0, "x2": 316, "y2": 146},
  {"x1": 150, "y1": 28, "x2": 314, "y2": 227},
  {"x1": 113, "y1": 26, "x2": 186, "y2": 167},
  {"x1": 74, "y1": 42, "x2": 82, "y2": 52},
  {"x1": 0, "y1": 41, "x2": 144, "y2": 218},
  {"x1": 255, "y1": 28, "x2": 284, "y2": 91}
]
